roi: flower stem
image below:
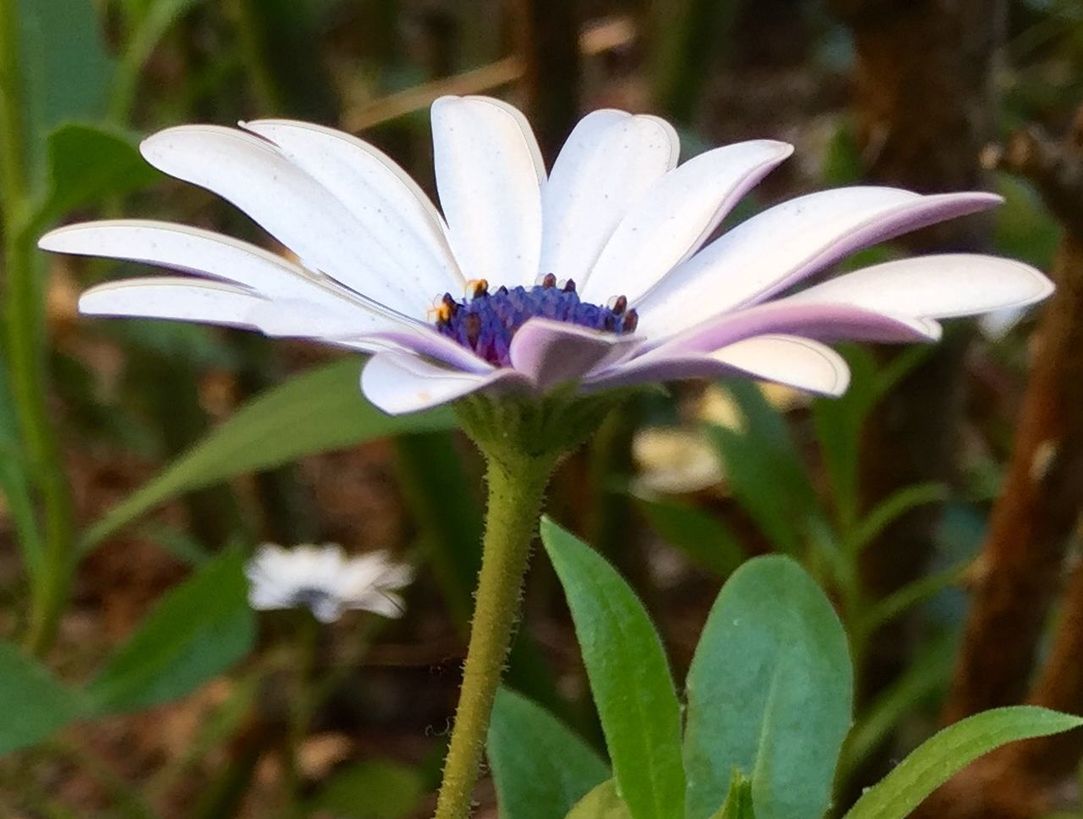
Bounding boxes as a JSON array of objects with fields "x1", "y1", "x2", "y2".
[{"x1": 433, "y1": 450, "x2": 557, "y2": 819}]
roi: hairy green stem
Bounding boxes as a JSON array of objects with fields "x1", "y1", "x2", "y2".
[
  {"x1": 0, "y1": 0, "x2": 75, "y2": 656},
  {"x1": 433, "y1": 451, "x2": 557, "y2": 819}
]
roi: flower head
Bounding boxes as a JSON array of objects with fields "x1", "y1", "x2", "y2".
[
  {"x1": 245, "y1": 543, "x2": 413, "y2": 623},
  {"x1": 40, "y1": 97, "x2": 1053, "y2": 414}
]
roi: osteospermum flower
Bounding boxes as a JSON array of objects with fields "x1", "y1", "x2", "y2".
[
  {"x1": 245, "y1": 544, "x2": 413, "y2": 623},
  {"x1": 40, "y1": 96, "x2": 1053, "y2": 414}
]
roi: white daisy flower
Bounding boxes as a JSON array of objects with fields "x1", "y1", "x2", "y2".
[
  {"x1": 39, "y1": 96, "x2": 1053, "y2": 415},
  {"x1": 244, "y1": 543, "x2": 413, "y2": 623}
]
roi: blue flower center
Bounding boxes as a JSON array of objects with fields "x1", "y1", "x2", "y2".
[{"x1": 434, "y1": 274, "x2": 638, "y2": 367}]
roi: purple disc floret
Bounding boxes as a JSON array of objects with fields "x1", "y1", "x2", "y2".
[{"x1": 434, "y1": 273, "x2": 639, "y2": 366}]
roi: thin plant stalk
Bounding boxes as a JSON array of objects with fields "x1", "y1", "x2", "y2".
[
  {"x1": 433, "y1": 450, "x2": 558, "y2": 818},
  {"x1": 0, "y1": 0, "x2": 76, "y2": 656}
]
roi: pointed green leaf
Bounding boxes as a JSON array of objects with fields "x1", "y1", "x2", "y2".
[
  {"x1": 844, "y1": 707, "x2": 1083, "y2": 819},
  {"x1": 541, "y1": 518, "x2": 685, "y2": 819},
  {"x1": 0, "y1": 642, "x2": 86, "y2": 755},
  {"x1": 684, "y1": 556, "x2": 852, "y2": 819},
  {"x1": 566, "y1": 781, "x2": 633, "y2": 819},
  {"x1": 488, "y1": 687, "x2": 610, "y2": 819},
  {"x1": 31, "y1": 123, "x2": 161, "y2": 232},
  {"x1": 87, "y1": 549, "x2": 254, "y2": 712},
  {"x1": 82, "y1": 358, "x2": 455, "y2": 548},
  {"x1": 848, "y1": 483, "x2": 948, "y2": 557}
]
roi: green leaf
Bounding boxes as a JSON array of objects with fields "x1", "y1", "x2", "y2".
[
  {"x1": 87, "y1": 549, "x2": 254, "y2": 713},
  {"x1": 848, "y1": 483, "x2": 948, "y2": 557},
  {"x1": 110, "y1": 0, "x2": 205, "y2": 119},
  {"x1": 15, "y1": 0, "x2": 114, "y2": 186},
  {"x1": 821, "y1": 119, "x2": 862, "y2": 186},
  {"x1": 566, "y1": 781, "x2": 633, "y2": 819},
  {"x1": 810, "y1": 347, "x2": 878, "y2": 530},
  {"x1": 30, "y1": 123, "x2": 160, "y2": 232},
  {"x1": 708, "y1": 383, "x2": 821, "y2": 555},
  {"x1": 0, "y1": 641, "x2": 85, "y2": 754},
  {"x1": 541, "y1": 518, "x2": 685, "y2": 819},
  {"x1": 309, "y1": 759, "x2": 425, "y2": 819},
  {"x1": 837, "y1": 636, "x2": 954, "y2": 781},
  {"x1": 394, "y1": 431, "x2": 482, "y2": 629},
  {"x1": 637, "y1": 497, "x2": 745, "y2": 577},
  {"x1": 712, "y1": 771, "x2": 755, "y2": 819},
  {"x1": 683, "y1": 556, "x2": 852, "y2": 819},
  {"x1": 0, "y1": 360, "x2": 43, "y2": 579},
  {"x1": 844, "y1": 707, "x2": 1083, "y2": 819},
  {"x1": 488, "y1": 687, "x2": 610, "y2": 819},
  {"x1": 993, "y1": 172, "x2": 1059, "y2": 271},
  {"x1": 858, "y1": 562, "x2": 966, "y2": 637},
  {"x1": 811, "y1": 345, "x2": 929, "y2": 532},
  {"x1": 82, "y1": 358, "x2": 456, "y2": 548}
]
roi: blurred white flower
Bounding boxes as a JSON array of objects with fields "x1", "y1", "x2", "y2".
[
  {"x1": 245, "y1": 543, "x2": 413, "y2": 623},
  {"x1": 632, "y1": 427, "x2": 725, "y2": 495}
]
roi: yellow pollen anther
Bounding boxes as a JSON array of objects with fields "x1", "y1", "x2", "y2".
[
  {"x1": 465, "y1": 278, "x2": 489, "y2": 299},
  {"x1": 427, "y1": 300, "x2": 453, "y2": 323}
]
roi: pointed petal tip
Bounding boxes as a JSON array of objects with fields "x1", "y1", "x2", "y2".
[
  {"x1": 762, "y1": 139, "x2": 795, "y2": 159},
  {"x1": 37, "y1": 228, "x2": 64, "y2": 251},
  {"x1": 824, "y1": 361, "x2": 851, "y2": 397}
]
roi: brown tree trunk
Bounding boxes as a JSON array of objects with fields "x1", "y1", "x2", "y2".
[
  {"x1": 916, "y1": 112, "x2": 1083, "y2": 819},
  {"x1": 944, "y1": 230, "x2": 1083, "y2": 723}
]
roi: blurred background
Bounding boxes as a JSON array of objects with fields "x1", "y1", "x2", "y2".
[{"x1": 2, "y1": 0, "x2": 1083, "y2": 816}]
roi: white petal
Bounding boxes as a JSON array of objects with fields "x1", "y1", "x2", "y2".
[
  {"x1": 39, "y1": 220, "x2": 404, "y2": 333},
  {"x1": 79, "y1": 277, "x2": 266, "y2": 328},
  {"x1": 140, "y1": 125, "x2": 429, "y2": 315},
  {"x1": 784, "y1": 254, "x2": 1054, "y2": 319},
  {"x1": 585, "y1": 334, "x2": 850, "y2": 396},
  {"x1": 361, "y1": 352, "x2": 531, "y2": 414},
  {"x1": 431, "y1": 96, "x2": 544, "y2": 286},
  {"x1": 710, "y1": 335, "x2": 850, "y2": 396},
  {"x1": 244, "y1": 298, "x2": 380, "y2": 338},
  {"x1": 541, "y1": 110, "x2": 679, "y2": 286},
  {"x1": 582, "y1": 140, "x2": 793, "y2": 304},
  {"x1": 241, "y1": 120, "x2": 463, "y2": 295},
  {"x1": 637, "y1": 189, "x2": 999, "y2": 339}
]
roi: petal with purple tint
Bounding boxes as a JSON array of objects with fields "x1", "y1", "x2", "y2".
[
  {"x1": 357, "y1": 327, "x2": 496, "y2": 374},
  {"x1": 540, "y1": 110, "x2": 680, "y2": 287},
  {"x1": 647, "y1": 301, "x2": 940, "y2": 360},
  {"x1": 636, "y1": 189, "x2": 999, "y2": 339},
  {"x1": 784, "y1": 254, "x2": 1054, "y2": 319},
  {"x1": 241, "y1": 119, "x2": 463, "y2": 294},
  {"x1": 585, "y1": 335, "x2": 850, "y2": 396},
  {"x1": 431, "y1": 96, "x2": 544, "y2": 287},
  {"x1": 361, "y1": 352, "x2": 531, "y2": 415},
  {"x1": 507, "y1": 318, "x2": 642, "y2": 391},
  {"x1": 581, "y1": 140, "x2": 793, "y2": 304},
  {"x1": 39, "y1": 220, "x2": 409, "y2": 333},
  {"x1": 140, "y1": 126, "x2": 431, "y2": 315}
]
